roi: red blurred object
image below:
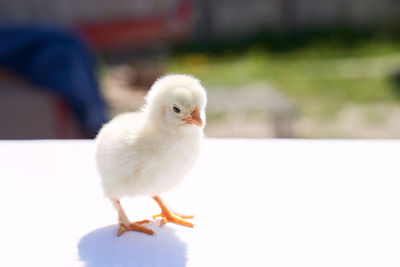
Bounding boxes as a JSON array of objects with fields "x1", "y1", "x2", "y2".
[
  {"x1": 0, "y1": 70, "x2": 86, "y2": 139},
  {"x1": 77, "y1": 0, "x2": 193, "y2": 52}
]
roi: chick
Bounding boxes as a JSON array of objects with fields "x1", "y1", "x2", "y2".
[{"x1": 95, "y1": 74, "x2": 207, "y2": 236}]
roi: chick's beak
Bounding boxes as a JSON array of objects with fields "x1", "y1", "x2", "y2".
[{"x1": 182, "y1": 108, "x2": 203, "y2": 127}]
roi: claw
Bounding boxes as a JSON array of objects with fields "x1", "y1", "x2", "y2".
[
  {"x1": 111, "y1": 198, "x2": 155, "y2": 236},
  {"x1": 153, "y1": 213, "x2": 193, "y2": 220},
  {"x1": 174, "y1": 213, "x2": 194, "y2": 219},
  {"x1": 155, "y1": 213, "x2": 194, "y2": 227},
  {"x1": 135, "y1": 219, "x2": 151, "y2": 225},
  {"x1": 152, "y1": 214, "x2": 162, "y2": 219},
  {"x1": 152, "y1": 196, "x2": 195, "y2": 228},
  {"x1": 117, "y1": 221, "x2": 155, "y2": 236}
]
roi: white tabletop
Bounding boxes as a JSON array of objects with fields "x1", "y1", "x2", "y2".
[{"x1": 0, "y1": 139, "x2": 399, "y2": 267}]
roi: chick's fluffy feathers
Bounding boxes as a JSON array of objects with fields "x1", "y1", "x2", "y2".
[{"x1": 95, "y1": 74, "x2": 206, "y2": 199}]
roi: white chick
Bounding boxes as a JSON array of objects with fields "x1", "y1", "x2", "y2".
[{"x1": 95, "y1": 74, "x2": 207, "y2": 236}]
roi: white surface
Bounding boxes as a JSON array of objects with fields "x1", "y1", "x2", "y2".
[{"x1": 0, "y1": 139, "x2": 399, "y2": 267}]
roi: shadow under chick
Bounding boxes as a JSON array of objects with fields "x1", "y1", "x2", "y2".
[{"x1": 78, "y1": 223, "x2": 187, "y2": 267}]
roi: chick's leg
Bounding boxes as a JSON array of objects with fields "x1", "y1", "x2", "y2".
[
  {"x1": 152, "y1": 196, "x2": 194, "y2": 227},
  {"x1": 110, "y1": 199, "x2": 154, "y2": 236}
]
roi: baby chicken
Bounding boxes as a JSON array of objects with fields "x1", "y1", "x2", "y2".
[{"x1": 95, "y1": 74, "x2": 207, "y2": 236}]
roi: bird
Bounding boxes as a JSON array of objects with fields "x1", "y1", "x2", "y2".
[{"x1": 95, "y1": 74, "x2": 207, "y2": 236}]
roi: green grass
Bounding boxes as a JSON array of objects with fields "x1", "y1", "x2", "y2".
[{"x1": 167, "y1": 36, "x2": 400, "y2": 119}]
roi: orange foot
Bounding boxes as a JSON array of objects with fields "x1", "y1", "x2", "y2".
[
  {"x1": 117, "y1": 219, "x2": 155, "y2": 236},
  {"x1": 152, "y1": 196, "x2": 194, "y2": 227}
]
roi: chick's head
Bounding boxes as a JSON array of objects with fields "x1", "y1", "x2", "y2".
[{"x1": 145, "y1": 74, "x2": 207, "y2": 131}]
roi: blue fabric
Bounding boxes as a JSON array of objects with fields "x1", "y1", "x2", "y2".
[{"x1": 0, "y1": 24, "x2": 107, "y2": 137}]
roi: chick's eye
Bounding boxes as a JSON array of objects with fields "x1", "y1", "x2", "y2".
[{"x1": 173, "y1": 106, "x2": 181, "y2": 113}]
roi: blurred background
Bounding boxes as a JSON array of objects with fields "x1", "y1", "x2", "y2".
[{"x1": 1, "y1": 0, "x2": 400, "y2": 139}]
